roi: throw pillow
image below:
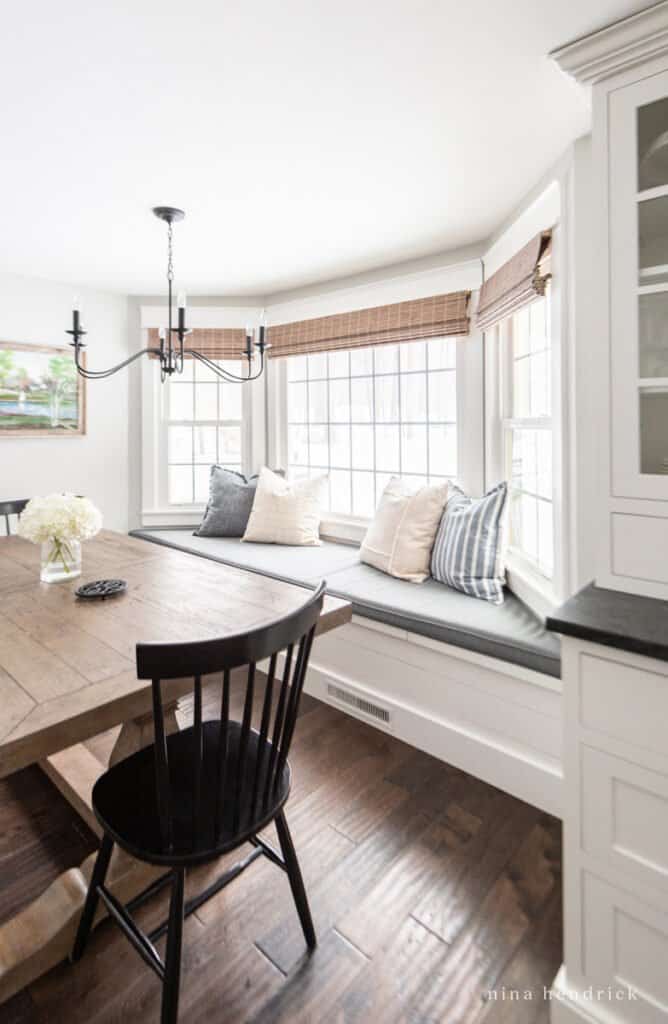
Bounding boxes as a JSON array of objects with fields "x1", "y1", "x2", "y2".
[
  {"x1": 430, "y1": 482, "x2": 508, "y2": 603},
  {"x1": 242, "y1": 468, "x2": 327, "y2": 546},
  {"x1": 194, "y1": 467, "x2": 260, "y2": 538},
  {"x1": 360, "y1": 477, "x2": 450, "y2": 583}
]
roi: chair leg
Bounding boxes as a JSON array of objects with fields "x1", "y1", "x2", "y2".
[
  {"x1": 161, "y1": 869, "x2": 185, "y2": 1024},
  {"x1": 275, "y1": 810, "x2": 316, "y2": 951},
  {"x1": 71, "y1": 833, "x2": 114, "y2": 962}
]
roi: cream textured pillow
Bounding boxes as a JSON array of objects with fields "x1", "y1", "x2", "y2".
[
  {"x1": 360, "y1": 477, "x2": 450, "y2": 582},
  {"x1": 242, "y1": 468, "x2": 327, "y2": 546}
]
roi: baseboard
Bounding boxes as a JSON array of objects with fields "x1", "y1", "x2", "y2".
[
  {"x1": 304, "y1": 658, "x2": 562, "y2": 817},
  {"x1": 549, "y1": 967, "x2": 638, "y2": 1024}
]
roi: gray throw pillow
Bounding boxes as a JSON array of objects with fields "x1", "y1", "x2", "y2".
[
  {"x1": 430, "y1": 482, "x2": 508, "y2": 604},
  {"x1": 194, "y1": 468, "x2": 260, "y2": 538}
]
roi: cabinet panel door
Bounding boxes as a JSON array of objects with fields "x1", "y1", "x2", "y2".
[{"x1": 610, "y1": 69, "x2": 668, "y2": 501}]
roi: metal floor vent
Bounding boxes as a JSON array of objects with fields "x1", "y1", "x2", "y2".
[{"x1": 326, "y1": 683, "x2": 390, "y2": 724}]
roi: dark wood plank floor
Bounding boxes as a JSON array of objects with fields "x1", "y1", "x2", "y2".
[{"x1": 0, "y1": 678, "x2": 562, "y2": 1024}]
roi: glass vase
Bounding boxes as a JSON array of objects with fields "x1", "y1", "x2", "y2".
[{"x1": 40, "y1": 538, "x2": 82, "y2": 583}]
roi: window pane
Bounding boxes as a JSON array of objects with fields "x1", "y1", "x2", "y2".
[
  {"x1": 195, "y1": 384, "x2": 217, "y2": 421},
  {"x1": 350, "y1": 378, "x2": 373, "y2": 422},
  {"x1": 428, "y1": 338, "x2": 456, "y2": 370},
  {"x1": 511, "y1": 429, "x2": 538, "y2": 495},
  {"x1": 169, "y1": 383, "x2": 194, "y2": 421},
  {"x1": 194, "y1": 425, "x2": 217, "y2": 464},
  {"x1": 329, "y1": 350, "x2": 349, "y2": 378},
  {"x1": 329, "y1": 379, "x2": 350, "y2": 423},
  {"x1": 375, "y1": 424, "x2": 400, "y2": 472},
  {"x1": 308, "y1": 352, "x2": 328, "y2": 379},
  {"x1": 288, "y1": 355, "x2": 307, "y2": 381},
  {"x1": 308, "y1": 381, "x2": 328, "y2": 423},
  {"x1": 536, "y1": 431, "x2": 552, "y2": 499},
  {"x1": 529, "y1": 299, "x2": 547, "y2": 351},
  {"x1": 513, "y1": 358, "x2": 531, "y2": 418},
  {"x1": 168, "y1": 425, "x2": 192, "y2": 463},
  {"x1": 288, "y1": 382, "x2": 307, "y2": 423},
  {"x1": 309, "y1": 425, "x2": 328, "y2": 467},
  {"x1": 352, "y1": 471, "x2": 375, "y2": 517},
  {"x1": 288, "y1": 424, "x2": 309, "y2": 466},
  {"x1": 220, "y1": 382, "x2": 241, "y2": 421},
  {"x1": 514, "y1": 306, "x2": 531, "y2": 357},
  {"x1": 330, "y1": 425, "x2": 350, "y2": 468},
  {"x1": 374, "y1": 472, "x2": 393, "y2": 504},
  {"x1": 350, "y1": 347, "x2": 373, "y2": 376},
  {"x1": 194, "y1": 465, "x2": 212, "y2": 503},
  {"x1": 429, "y1": 424, "x2": 457, "y2": 477},
  {"x1": 351, "y1": 425, "x2": 374, "y2": 469},
  {"x1": 538, "y1": 500, "x2": 554, "y2": 577},
  {"x1": 374, "y1": 375, "x2": 399, "y2": 422},
  {"x1": 401, "y1": 374, "x2": 426, "y2": 422},
  {"x1": 400, "y1": 342, "x2": 426, "y2": 372},
  {"x1": 401, "y1": 424, "x2": 428, "y2": 474},
  {"x1": 428, "y1": 370, "x2": 456, "y2": 421},
  {"x1": 516, "y1": 492, "x2": 538, "y2": 563},
  {"x1": 329, "y1": 469, "x2": 351, "y2": 515},
  {"x1": 195, "y1": 359, "x2": 219, "y2": 383},
  {"x1": 168, "y1": 465, "x2": 193, "y2": 504},
  {"x1": 218, "y1": 426, "x2": 242, "y2": 464},
  {"x1": 530, "y1": 351, "x2": 550, "y2": 417},
  {"x1": 374, "y1": 345, "x2": 398, "y2": 375}
]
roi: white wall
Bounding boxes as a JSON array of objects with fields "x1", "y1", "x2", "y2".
[{"x1": 0, "y1": 272, "x2": 130, "y2": 531}]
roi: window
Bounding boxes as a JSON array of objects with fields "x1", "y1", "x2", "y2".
[
  {"x1": 502, "y1": 293, "x2": 553, "y2": 578},
  {"x1": 166, "y1": 359, "x2": 244, "y2": 505},
  {"x1": 285, "y1": 339, "x2": 457, "y2": 518}
]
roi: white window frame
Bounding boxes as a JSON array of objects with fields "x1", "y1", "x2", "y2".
[
  {"x1": 140, "y1": 305, "x2": 265, "y2": 528},
  {"x1": 486, "y1": 279, "x2": 566, "y2": 617}
]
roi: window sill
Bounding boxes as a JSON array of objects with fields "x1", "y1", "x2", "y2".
[
  {"x1": 319, "y1": 515, "x2": 368, "y2": 546},
  {"x1": 505, "y1": 551, "x2": 558, "y2": 621},
  {"x1": 141, "y1": 506, "x2": 205, "y2": 528}
]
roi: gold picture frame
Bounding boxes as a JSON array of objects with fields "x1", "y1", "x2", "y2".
[{"x1": 0, "y1": 341, "x2": 86, "y2": 437}]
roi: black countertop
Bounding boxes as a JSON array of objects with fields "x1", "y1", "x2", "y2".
[{"x1": 547, "y1": 583, "x2": 668, "y2": 663}]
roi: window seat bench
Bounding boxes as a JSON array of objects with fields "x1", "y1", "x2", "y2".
[{"x1": 130, "y1": 527, "x2": 563, "y2": 815}]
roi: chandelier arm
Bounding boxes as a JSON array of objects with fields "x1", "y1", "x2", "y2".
[
  {"x1": 189, "y1": 349, "x2": 267, "y2": 383},
  {"x1": 70, "y1": 345, "x2": 163, "y2": 379}
]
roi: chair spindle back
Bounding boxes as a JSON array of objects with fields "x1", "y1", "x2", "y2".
[{"x1": 135, "y1": 581, "x2": 326, "y2": 852}]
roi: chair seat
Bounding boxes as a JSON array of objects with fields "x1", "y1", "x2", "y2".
[{"x1": 92, "y1": 721, "x2": 291, "y2": 867}]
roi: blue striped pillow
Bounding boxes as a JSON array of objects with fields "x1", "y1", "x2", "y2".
[{"x1": 430, "y1": 483, "x2": 508, "y2": 604}]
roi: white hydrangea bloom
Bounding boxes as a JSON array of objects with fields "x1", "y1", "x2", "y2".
[{"x1": 17, "y1": 494, "x2": 102, "y2": 544}]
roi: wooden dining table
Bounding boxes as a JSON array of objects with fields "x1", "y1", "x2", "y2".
[{"x1": 0, "y1": 529, "x2": 351, "y2": 1005}]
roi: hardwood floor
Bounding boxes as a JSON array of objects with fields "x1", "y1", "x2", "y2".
[{"x1": 0, "y1": 678, "x2": 562, "y2": 1024}]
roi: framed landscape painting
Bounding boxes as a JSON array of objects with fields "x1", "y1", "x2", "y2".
[{"x1": 0, "y1": 341, "x2": 85, "y2": 437}]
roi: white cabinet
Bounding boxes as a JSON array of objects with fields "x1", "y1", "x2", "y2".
[
  {"x1": 554, "y1": 3, "x2": 668, "y2": 600},
  {"x1": 555, "y1": 636, "x2": 668, "y2": 1024}
]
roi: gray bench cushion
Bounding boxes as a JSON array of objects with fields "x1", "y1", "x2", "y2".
[
  {"x1": 129, "y1": 529, "x2": 360, "y2": 585},
  {"x1": 325, "y1": 562, "x2": 561, "y2": 679},
  {"x1": 130, "y1": 528, "x2": 561, "y2": 679}
]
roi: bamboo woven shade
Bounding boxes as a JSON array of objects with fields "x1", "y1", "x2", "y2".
[
  {"x1": 476, "y1": 231, "x2": 552, "y2": 331},
  {"x1": 267, "y1": 291, "x2": 470, "y2": 358},
  {"x1": 147, "y1": 327, "x2": 247, "y2": 361}
]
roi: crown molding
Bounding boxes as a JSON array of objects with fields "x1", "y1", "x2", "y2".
[{"x1": 551, "y1": 1, "x2": 668, "y2": 84}]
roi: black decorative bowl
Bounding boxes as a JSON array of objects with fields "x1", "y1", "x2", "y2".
[{"x1": 75, "y1": 579, "x2": 127, "y2": 600}]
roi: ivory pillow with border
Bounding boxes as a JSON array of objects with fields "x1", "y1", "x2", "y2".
[
  {"x1": 360, "y1": 477, "x2": 450, "y2": 582},
  {"x1": 242, "y1": 467, "x2": 327, "y2": 546}
]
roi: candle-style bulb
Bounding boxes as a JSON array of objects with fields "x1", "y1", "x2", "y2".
[
  {"x1": 177, "y1": 291, "x2": 186, "y2": 309},
  {"x1": 73, "y1": 296, "x2": 81, "y2": 313},
  {"x1": 158, "y1": 327, "x2": 166, "y2": 340}
]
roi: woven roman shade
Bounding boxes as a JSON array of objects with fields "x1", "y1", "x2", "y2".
[
  {"x1": 267, "y1": 291, "x2": 470, "y2": 358},
  {"x1": 476, "y1": 231, "x2": 552, "y2": 332},
  {"x1": 147, "y1": 327, "x2": 246, "y2": 360}
]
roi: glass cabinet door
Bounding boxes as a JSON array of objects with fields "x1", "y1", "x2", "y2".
[
  {"x1": 610, "y1": 71, "x2": 668, "y2": 497},
  {"x1": 638, "y1": 97, "x2": 668, "y2": 476}
]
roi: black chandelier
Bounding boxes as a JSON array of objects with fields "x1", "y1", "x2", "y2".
[{"x1": 66, "y1": 206, "x2": 269, "y2": 384}]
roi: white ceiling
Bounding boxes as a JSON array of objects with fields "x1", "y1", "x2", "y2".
[{"x1": 0, "y1": 0, "x2": 651, "y2": 296}]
